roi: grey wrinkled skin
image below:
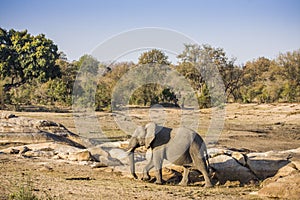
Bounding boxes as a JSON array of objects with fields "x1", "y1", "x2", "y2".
[{"x1": 127, "y1": 122, "x2": 212, "y2": 187}]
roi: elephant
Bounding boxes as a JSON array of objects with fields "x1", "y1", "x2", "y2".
[{"x1": 127, "y1": 122, "x2": 212, "y2": 187}]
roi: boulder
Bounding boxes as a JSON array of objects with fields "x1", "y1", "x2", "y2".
[
  {"x1": 99, "y1": 141, "x2": 129, "y2": 148},
  {"x1": 247, "y1": 153, "x2": 290, "y2": 179},
  {"x1": 68, "y1": 150, "x2": 92, "y2": 161},
  {"x1": 98, "y1": 155, "x2": 123, "y2": 166},
  {"x1": 0, "y1": 142, "x2": 82, "y2": 159},
  {"x1": 291, "y1": 159, "x2": 300, "y2": 170},
  {"x1": 207, "y1": 147, "x2": 233, "y2": 158},
  {"x1": 209, "y1": 154, "x2": 258, "y2": 184},
  {"x1": 0, "y1": 114, "x2": 87, "y2": 148},
  {"x1": 24, "y1": 150, "x2": 55, "y2": 158},
  {"x1": 88, "y1": 146, "x2": 125, "y2": 166},
  {"x1": 231, "y1": 152, "x2": 246, "y2": 166},
  {"x1": 258, "y1": 171, "x2": 300, "y2": 199},
  {"x1": 88, "y1": 146, "x2": 109, "y2": 161},
  {"x1": 108, "y1": 148, "x2": 128, "y2": 165}
]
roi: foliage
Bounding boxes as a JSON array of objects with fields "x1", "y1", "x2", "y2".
[
  {"x1": 128, "y1": 49, "x2": 176, "y2": 107},
  {"x1": 9, "y1": 178, "x2": 38, "y2": 200},
  {"x1": 1, "y1": 27, "x2": 299, "y2": 110},
  {"x1": 9, "y1": 177, "x2": 61, "y2": 200},
  {"x1": 239, "y1": 52, "x2": 300, "y2": 103},
  {"x1": 277, "y1": 50, "x2": 300, "y2": 102},
  {"x1": 138, "y1": 49, "x2": 170, "y2": 65},
  {"x1": 0, "y1": 28, "x2": 60, "y2": 89},
  {"x1": 72, "y1": 54, "x2": 102, "y2": 110},
  {"x1": 176, "y1": 44, "x2": 232, "y2": 108},
  {"x1": 96, "y1": 62, "x2": 131, "y2": 110}
]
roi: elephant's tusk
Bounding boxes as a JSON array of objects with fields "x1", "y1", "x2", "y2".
[{"x1": 126, "y1": 148, "x2": 134, "y2": 154}]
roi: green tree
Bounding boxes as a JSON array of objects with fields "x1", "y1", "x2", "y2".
[
  {"x1": 138, "y1": 49, "x2": 170, "y2": 65},
  {"x1": 95, "y1": 62, "x2": 132, "y2": 111},
  {"x1": 176, "y1": 44, "x2": 232, "y2": 107},
  {"x1": 0, "y1": 28, "x2": 20, "y2": 85},
  {"x1": 0, "y1": 28, "x2": 60, "y2": 90},
  {"x1": 277, "y1": 49, "x2": 300, "y2": 102},
  {"x1": 72, "y1": 55, "x2": 102, "y2": 109},
  {"x1": 56, "y1": 58, "x2": 79, "y2": 105},
  {"x1": 129, "y1": 49, "x2": 176, "y2": 106}
]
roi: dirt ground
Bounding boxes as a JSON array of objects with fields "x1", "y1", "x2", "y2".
[{"x1": 1, "y1": 103, "x2": 299, "y2": 199}]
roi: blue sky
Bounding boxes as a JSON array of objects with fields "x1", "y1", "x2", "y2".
[{"x1": 1, "y1": 0, "x2": 300, "y2": 64}]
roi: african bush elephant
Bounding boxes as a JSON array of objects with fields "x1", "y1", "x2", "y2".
[{"x1": 127, "y1": 122, "x2": 212, "y2": 187}]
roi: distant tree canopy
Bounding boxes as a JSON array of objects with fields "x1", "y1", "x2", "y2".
[
  {"x1": 241, "y1": 52, "x2": 300, "y2": 103},
  {"x1": 138, "y1": 49, "x2": 170, "y2": 65},
  {"x1": 0, "y1": 28, "x2": 299, "y2": 111},
  {"x1": 0, "y1": 28, "x2": 60, "y2": 90}
]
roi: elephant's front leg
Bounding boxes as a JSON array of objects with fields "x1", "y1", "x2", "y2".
[
  {"x1": 142, "y1": 154, "x2": 154, "y2": 181},
  {"x1": 153, "y1": 152, "x2": 164, "y2": 184}
]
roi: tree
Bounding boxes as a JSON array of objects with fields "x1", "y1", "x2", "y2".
[
  {"x1": 176, "y1": 44, "x2": 234, "y2": 107},
  {"x1": 75, "y1": 54, "x2": 100, "y2": 75},
  {"x1": 96, "y1": 62, "x2": 132, "y2": 111},
  {"x1": 129, "y1": 49, "x2": 177, "y2": 106},
  {"x1": 138, "y1": 49, "x2": 170, "y2": 65},
  {"x1": 0, "y1": 28, "x2": 20, "y2": 85},
  {"x1": 56, "y1": 58, "x2": 79, "y2": 96},
  {"x1": 277, "y1": 50, "x2": 300, "y2": 102},
  {"x1": 0, "y1": 28, "x2": 60, "y2": 90}
]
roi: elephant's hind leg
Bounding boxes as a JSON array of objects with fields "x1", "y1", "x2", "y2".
[
  {"x1": 190, "y1": 143, "x2": 212, "y2": 187},
  {"x1": 179, "y1": 167, "x2": 190, "y2": 186}
]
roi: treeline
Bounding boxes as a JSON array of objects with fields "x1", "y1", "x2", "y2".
[{"x1": 1, "y1": 28, "x2": 299, "y2": 111}]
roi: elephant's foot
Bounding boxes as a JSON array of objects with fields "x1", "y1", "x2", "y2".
[
  {"x1": 154, "y1": 178, "x2": 165, "y2": 185},
  {"x1": 178, "y1": 181, "x2": 188, "y2": 186},
  {"x1": 141, "y1": 175, "x2": 151, "y2": 182},
  {"x1": 155, "y1": 180, "x2": 164, "y2": 185},
  {"x1": 131, "y1": 173, "x2": 138, "y2": 179},
  {"x1": 205, "y1": 182, "x2": 213, "y2": 188}
]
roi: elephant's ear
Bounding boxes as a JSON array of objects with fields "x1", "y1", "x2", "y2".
[{"x1": 145, "y1": 122, "x2": 157, "y2": 149}]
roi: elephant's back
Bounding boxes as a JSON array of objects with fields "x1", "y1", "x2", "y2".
[{"x1": 171, "y1": 127, "x2": 197, "y2": 142}]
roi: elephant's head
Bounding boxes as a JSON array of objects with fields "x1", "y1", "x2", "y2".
[{"x1": 127, "y1": 122, "x2": 157, "y2": 179}]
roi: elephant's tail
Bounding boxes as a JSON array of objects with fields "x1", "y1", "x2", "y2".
[{"x1": 202, "y1": 142, "x2": 211, "y2": 173}]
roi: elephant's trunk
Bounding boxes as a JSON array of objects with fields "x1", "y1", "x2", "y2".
[{"x1": 128, "y1": 150, "x2": 138, "y2": 179}]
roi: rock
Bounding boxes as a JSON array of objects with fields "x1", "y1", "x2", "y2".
[
  {"x1": 68, "y1": 150, "x2": 92, "y2": 161},
  {"x1": 19, "y1": 146, "x2": 31, "y2": 154},
  {"x1": 252, "y1": 148, "x2": 300, "y2": 198},
  {"x1": 89, "y1": 145, "x2": 129, "y2": 166},
  {"x1": 99, "y1": 141, "x2": 129, "y2": 148},
  {"x1": 38, "y1": 165, "x2": 54, "y2": 172},
  {"x1": 10, "y1": 148, "x2": 20, "y2": 154},
  {"x1": 96, "y1": 155, "x2": 123, "y2": 166},
  {"x1": 258, "y1": 171, "x2": 300, "y2": 199},
  {"x1": 0, "y1": 142, "x2": 84, "y2": 160},
  {"x1": 91, "y1": 162, "x2": 108, "y2": 168},
  {"x1": 209, "y1": 155, "x2": 258, "y2": 184},
  {"x1": 231, "y1": 152, "x2": 246, "y2": 166},
  {"x1": 0, "y1": 114, "x2": 87, "y2": 148},
  {"x1": 223, "y1": 180, "x2": 241, "y2": 187},
  {"x1": 88, "y1": 146, "x2": 109, "y2": 162},
  {"x1": 24, "y1": 150, "x2": 55, "y2": 158},
  {"x1": 0, "y1": 112, "x2": 16, "y2": 119},
  {"x1": 276, "y1": 163, "x2": 298, "y2": 177},
  {"x1": 207, "y1": 148, "x2": 233, "y2": 158},
  {"x1": 261, "y1": 163, "x2": 298, "y2": 186},
  {"x1": 291, "y1": 160, "x2": 300, "y2": 170},
  {"x1": 247, "y1": 153, "x2": 289, "y2": 179},
  {"x1": 108, "y1": 148, "x2": 128, "y2": 165}
]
